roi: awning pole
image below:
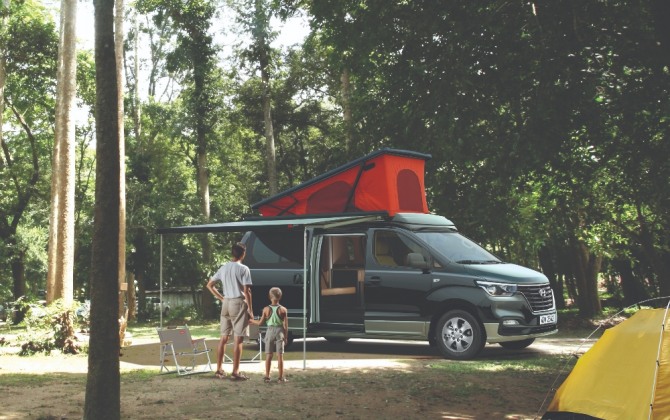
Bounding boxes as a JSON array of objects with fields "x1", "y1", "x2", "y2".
[
  {"x1": 160, "y1": 234, "x2": 163, "y2": 329},
  {"x1": 303, "y1": 227, "x2": 307, "y2": 370}
]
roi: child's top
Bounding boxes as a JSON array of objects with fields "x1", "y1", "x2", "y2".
[{"x1": 266, "y1": 305, "x2": 284, "y2": 327}]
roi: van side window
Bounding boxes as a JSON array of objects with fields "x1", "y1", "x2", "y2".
[
  {"x1": 374, "y1": 231, "x2": 430, "y2": 268},
  {"x1": 246, "y1": 234, "x2": 302, "y2": 268}
]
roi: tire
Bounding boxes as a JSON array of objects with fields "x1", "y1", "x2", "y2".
[
  {"x1": 498, "y1": 338, "x2": 535, "y2": 350},
  {"x1": 435, "y1": 309, "x2": 485, "y2": 360},
  {"x1": 324, "y1": 336, "x2": 350, "y2": 343}
]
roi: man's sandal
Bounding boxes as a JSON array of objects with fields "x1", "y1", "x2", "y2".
[
  {"x1": 231, "y1": 372, "x2": 249, "y2": 381},
  {"x1": 215, "y1": 370, "x2": 227, "y2": 379},
  {"x1": 277, "y1": 377, "x2": 288, "y2": 383},
  {"x1": 263, "y1": 376, "x2": 272, "y2": 383}
]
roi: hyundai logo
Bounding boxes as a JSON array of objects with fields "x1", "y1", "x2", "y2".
[{"x1": 539, "y1": 288, "x2": 552, "y2": 298}]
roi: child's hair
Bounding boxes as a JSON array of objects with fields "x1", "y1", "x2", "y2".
[
  {"x1": 269, "y1": 287, "x2": 282, "y2": 301},
  {"x1": 232, "y1": 242, "x2": 246, "y2": 259}
]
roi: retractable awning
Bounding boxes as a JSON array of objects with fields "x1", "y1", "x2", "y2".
[
  {"x1": 156, "y1": 211, "x2": 387, "y2": 368},
  {"x1": 156, "y1": 212, "x2": 387, "y2": 234}
]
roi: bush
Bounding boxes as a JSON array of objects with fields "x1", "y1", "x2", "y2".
[{"x1": 15, "y1": 299, "x2": 84, "y2": 355}]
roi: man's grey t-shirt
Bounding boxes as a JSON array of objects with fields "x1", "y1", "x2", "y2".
[{"x1": 211, "y1": 261, "x2": 252, "y2": 298}]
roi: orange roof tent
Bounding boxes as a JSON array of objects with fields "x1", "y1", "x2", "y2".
[{"x1": 252, "y1": 149, "x2": 431, "y2": 217}]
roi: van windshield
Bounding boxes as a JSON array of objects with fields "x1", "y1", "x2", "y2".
[{"x1": 415, "y1": 231, "x2": 501, "y2": 264}]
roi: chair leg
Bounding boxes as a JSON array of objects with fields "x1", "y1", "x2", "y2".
[{"x1": 160, "y1": 343, "x2": 175, "y2": 374}]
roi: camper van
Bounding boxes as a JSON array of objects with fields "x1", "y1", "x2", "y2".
[
  {"x1": 242, "y1": 212, "x2": 557, "y2": 360},
  {"x1": 158, "y1": 149, "x2": 557, "y2": 359}
]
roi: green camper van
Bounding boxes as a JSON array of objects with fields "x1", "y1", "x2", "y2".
[{"x1": 158, "y1": 149, "x2": 557, "y2": 359}]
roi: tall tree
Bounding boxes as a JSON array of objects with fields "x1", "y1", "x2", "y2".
[
  {"x1": 84, "y1": 0, "x2": 121, "y2": 416},
  {"x1": 115, "y1": 0, "x2": 127, "y2": 318},
  {"x1": 46, "y1": 0, "x2": 77, "y2": 306},
  {"x1": 1, "y1": 0, "x2": 58, "y2": 318},
  {"x1": 0, "y1": 0, "x2": 7, "y2": 167},
  {"x1": 245, "y1": 0, "x2": 278, "y2": 195}
]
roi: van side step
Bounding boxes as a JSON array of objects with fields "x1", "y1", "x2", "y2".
[{"x1": 309, "y1": 323, "x2": 364, "y2": 333}]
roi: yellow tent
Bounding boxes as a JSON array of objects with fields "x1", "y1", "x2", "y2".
[{"x1": 544, "y1": 308, "x2": 670, "y2": 420}]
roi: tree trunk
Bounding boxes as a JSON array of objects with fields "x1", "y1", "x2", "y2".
[
  {"x1": 340, "y1": 67, "x2": 353, "y2": 152},
  {"x1": 538, "y1": 245, "x2": 565, "y2": 309},
  {"x1": 611, "y1": 258, "x2": 649, "y2": 307},
  {"x1": 255, "y1": 0, "x2": 278, "y2": 195},
  {"x1": 0, "y1": 0, "x2": 7, "y2": 167},
  {"x1": 47, "y1": 0, "x2": 77, "y2": 306},
  {"x1": 261, "y1": 63, "x2": 277, "y2": 195},
  {"x1": 127, "y1": 272, "x2": 136, "y2": 321},
  {"x1": 196, "y1": 149, "x2": 211, "y2": 264},
  {"x1": 570, "y1": 240, "x2": 602, "y2": 318},
  {"x1": 637, "y1": 205, "x2": 670, "y2": 296},
  {"x1": 116, "y1": 0, "x2": 126, "y2": 318},
  {"x1": 9, "y1": 238, "x2": 26, "y2": 324},
  {"x1": 84, "y1": 0, "x2": 121, "y2": 417}
]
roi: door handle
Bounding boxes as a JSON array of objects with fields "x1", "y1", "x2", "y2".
[
  {"x1": 293, "y1": 274, "x2": 303, "y2": 284},
  {"x1": 366, "y1": 276, "x2": 381, "y2": 286}
]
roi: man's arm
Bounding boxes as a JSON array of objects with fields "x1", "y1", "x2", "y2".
[
  {"x1": 251, "y1": 306, "x2": 269, "y2": 326},
  {"x1": 243, "y1": 284, "x2": 253, "y2": 318},
  {"x1": 206, "y1": 279, "x2": 224, "y2": 301}
]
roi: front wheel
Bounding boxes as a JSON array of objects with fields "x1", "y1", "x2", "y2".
[
  {"x1": 435, "y1": 309, "x2": 485, "y2": 360},
  {"x1": 498, "y1": 338, "x2": 535, "y2": 350}
]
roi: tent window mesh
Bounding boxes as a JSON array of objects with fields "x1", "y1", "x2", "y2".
[{"x1": 397, "y1": 169, "x2": 423, "y2": 211}]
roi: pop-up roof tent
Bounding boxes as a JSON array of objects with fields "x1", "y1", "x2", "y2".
[
  {"x1": 252, "y1": 148, "x2": 431, "y2": 217},
  {"x1": 543, "y1": 308, "x2": 670, "y2": 419}
]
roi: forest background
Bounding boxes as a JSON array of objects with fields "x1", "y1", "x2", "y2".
[{"x1": 1, "y1": 0, "x2": 669, "y2": 325}]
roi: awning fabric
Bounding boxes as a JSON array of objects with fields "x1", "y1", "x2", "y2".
[
  {"x1": 544, "y1": 308, "x2": 670, "y2": 419},
  {"x1": 251, "y1": 148, "x2": 431, "y2": 217},
  {"x1": 156, "y1": 213, "x2": 386, "y2": 235}
]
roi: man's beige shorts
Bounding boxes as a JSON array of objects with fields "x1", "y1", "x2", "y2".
[{"x1": 220, "y1": 298, "x2": 250, "y2": 337}]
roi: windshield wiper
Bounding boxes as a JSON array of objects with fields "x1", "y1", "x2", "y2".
[
  {"x1": 456, "y1": 259, "x2": 503, "y2": 265},
  {"x1": 455, "y1": 260, "x2": 485, "y2": 264}
]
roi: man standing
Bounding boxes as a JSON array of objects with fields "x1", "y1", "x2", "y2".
[{"x1": 207, "y1": 242, "x2": 253, "y2": 380}]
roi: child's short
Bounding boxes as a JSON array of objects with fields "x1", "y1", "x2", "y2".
[{"x1": 264, "y1": 326, "x2": 285, "y2": 354}]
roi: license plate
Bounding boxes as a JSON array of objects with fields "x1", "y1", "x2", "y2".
[{"x1": 539, "y1": 312, "x2": 557, "y2": 325}]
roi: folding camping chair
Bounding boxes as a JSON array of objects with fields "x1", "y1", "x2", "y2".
[
  {"x1": 157, "y1": 326, "x2": 213, "y2": 375},
  {"x1": 223, "y1": 323, "x2": 263, "y2": 363}
]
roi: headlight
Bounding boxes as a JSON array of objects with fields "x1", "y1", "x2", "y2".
[{"x1": 476, "y1": 281, "x2": 517, "y2": 296}]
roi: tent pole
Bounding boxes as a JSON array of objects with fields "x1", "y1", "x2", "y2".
[
  {"x1": 303, "y1": 227, "x2": 308, "y2": 370},
  {"x1": 160, "y1": 234, "x2": 163, "y2": 329},
  {"x1": 648, "y1": 299, "x2": 670, "y2": 419}
]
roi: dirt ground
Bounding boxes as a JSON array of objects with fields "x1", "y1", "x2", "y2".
[{"x1": 0, "y1": 330, "x2": 593, "y2": 420}]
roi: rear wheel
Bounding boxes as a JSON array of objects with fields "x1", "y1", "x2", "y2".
[
  {"x1": 435, "y1": 309, "x2": 485, "y2": 360},
  {"x1": 498, "y1": 338, "x2": 535, "y2": 350}
]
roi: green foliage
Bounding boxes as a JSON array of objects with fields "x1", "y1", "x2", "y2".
[
  {"x1": 2, "y1": 1, "x2": 668, "y2": 320},
  {"x1": 14, "y1": 299, "x2": 85, "y2": 355}
]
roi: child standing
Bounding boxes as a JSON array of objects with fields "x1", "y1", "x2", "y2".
[{"x1": 252, "y1": 287, "x2": 289, "y2": 383}]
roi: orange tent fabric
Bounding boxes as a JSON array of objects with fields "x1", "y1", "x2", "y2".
[{"x1": 252, "y1": 149, "x2": 431, "y2": 217}]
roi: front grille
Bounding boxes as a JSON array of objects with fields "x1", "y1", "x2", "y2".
[{"x1": 517, "y1": 284, "x2": 555, "y2": 313}]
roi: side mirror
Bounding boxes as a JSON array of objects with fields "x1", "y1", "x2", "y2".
[{"x1": 406, "y1": 253, "x2": 429, "y2": 271}]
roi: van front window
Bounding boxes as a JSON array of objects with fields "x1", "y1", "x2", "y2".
[{"x1": 415, "y1": 232, "x2": 501, "y2": 264}]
